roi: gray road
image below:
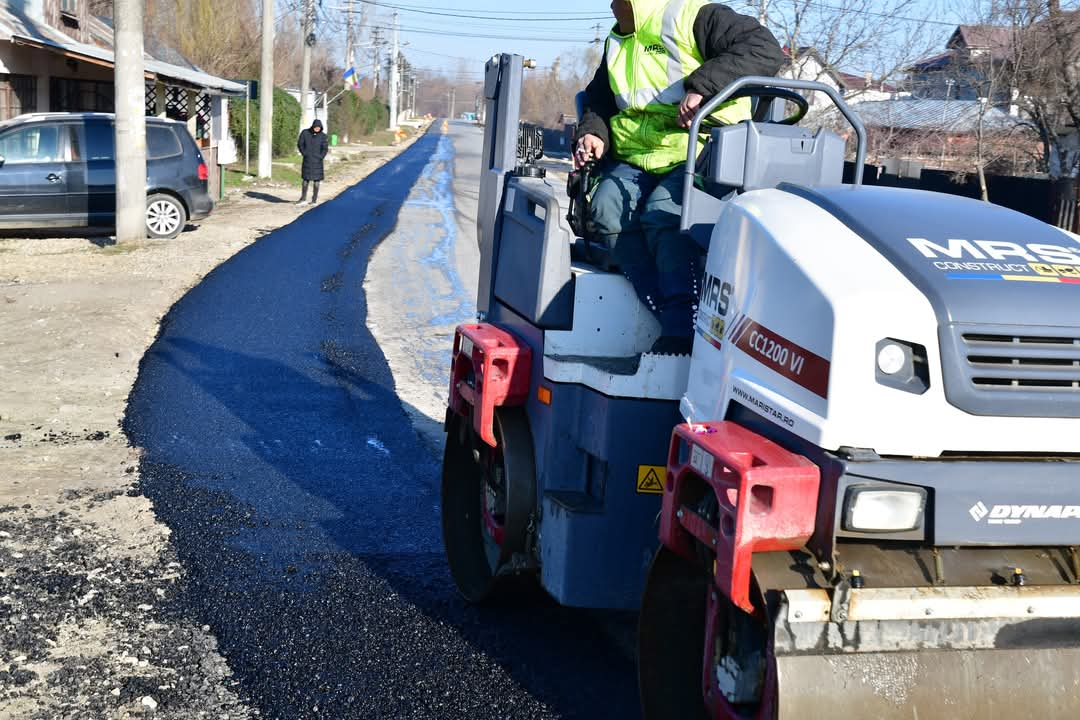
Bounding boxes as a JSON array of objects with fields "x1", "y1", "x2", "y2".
[{"x1": 124, "y1": 121, "x2": 640, "y2": 719}]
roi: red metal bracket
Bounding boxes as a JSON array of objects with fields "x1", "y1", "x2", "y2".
[
  {"x1": 447, "y1": 324, "x2": 532, "y2": 447},
  {"x1": 660, "y1": 421, "x2": 820, "y2": 613}
]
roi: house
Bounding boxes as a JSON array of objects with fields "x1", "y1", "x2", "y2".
[
  {"x1": 838, "y1": 72, "x2": 903, "y2": 103},
  {"x1": 0, "y1": 0, "x2": 245, "y2": 195},
  {"x1": 909, "y1": 25, "x2": 1015, "y2": 106},
  {"x1": 779, "y1": 46, "x2": 845, "y2": 108},
  {"x1": 780, "y1": 46, "x2": 905, "y2": 107}
]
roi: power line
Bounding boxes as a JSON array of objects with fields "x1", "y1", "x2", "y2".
[
  {"x1": 366, "y1": 22, "x2": 593, "y2": 43},
  {"x1": 729, "y1": 0, "x2": 959, "y2": 28},
  {"x1": 343, "y1": 0, "x2": 610, "y2": 19}
]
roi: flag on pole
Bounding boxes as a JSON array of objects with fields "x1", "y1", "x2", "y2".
[{"x1": 343, "y1": 67, "x2": 360, "y2": 89}]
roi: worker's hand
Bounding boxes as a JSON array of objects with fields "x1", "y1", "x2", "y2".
[
  {"x1": 574, "y1": 134, "x2": 605, "y2": 169},
  {"x1": 678, "y1": 92, "x2": 704, "y2": 128}
]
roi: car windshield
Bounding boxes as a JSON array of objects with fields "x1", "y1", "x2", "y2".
[{"x1": 0, "y1": 125, "x2": 60, "y2": 163}]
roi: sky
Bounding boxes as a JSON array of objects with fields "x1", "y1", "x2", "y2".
[
  {"x1": 313, "y1": 0, "x2": 1079, "y2": 91},
  {"x1": 313, "y1": 0, "x2": 612, "y2": 86}
]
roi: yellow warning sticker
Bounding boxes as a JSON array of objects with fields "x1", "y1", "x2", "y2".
[{"x1": 636, "y1": 465, "x2": 665, "y2": 495}]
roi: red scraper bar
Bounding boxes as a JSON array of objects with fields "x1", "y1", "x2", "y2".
[
  {"x1": 448, "y1": 324, "x2": 532, "y2": 447},
  {"x1": 661, "y1": 421, "x2": 820, "y2": 613}
]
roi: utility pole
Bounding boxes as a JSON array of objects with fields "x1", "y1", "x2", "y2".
[
  {"x1": 258, "y1": 0, "x2": 274, "y2": 178},
  {"x1": 345, "y1": 0, "x2": 354, "y2": 73},
  {"x1": 388, "y1": 11, "x2": 399, "y2": 129},
  {"x1": 300, "y1": 0, "x2": 315, "y2": 129},
  {"x1": 114, "y1": 0, "x2": 146, "y2": 243},
  {"x1": 372, "y1": 28, "x2": 382, "y2": 96}
]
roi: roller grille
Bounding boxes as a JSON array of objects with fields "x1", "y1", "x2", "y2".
[{"x1": 941, "y1": 324, "x2": 1080, "y2": 417}]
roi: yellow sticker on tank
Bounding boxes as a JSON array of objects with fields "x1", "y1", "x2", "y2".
[{"x1": 636, "y1": 465, "x2": 665, "y2": 494}]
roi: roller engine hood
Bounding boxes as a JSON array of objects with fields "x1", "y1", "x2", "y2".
[{"x1": 781, "y1": 184, "x2": 1080, "y2": 329}]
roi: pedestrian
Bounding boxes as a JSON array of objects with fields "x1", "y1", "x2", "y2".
[
  {"x1": 574, "y1": 0, "x2": 785, "y2": 354},
  {"x1": 297, "y1": 119, "x2": 328, "y2": 205}
]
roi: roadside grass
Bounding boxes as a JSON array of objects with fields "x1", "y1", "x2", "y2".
[{"x1": 223, "y1": 151, "x2": 369, "y2": 191}]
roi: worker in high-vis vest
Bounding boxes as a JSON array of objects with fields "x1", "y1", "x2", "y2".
[{"x1": 574, "y1": 0, "x2": 785, "y2": 355}]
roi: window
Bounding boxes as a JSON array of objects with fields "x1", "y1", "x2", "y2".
[
  {"x1": 0, "y1": 74, "x2": 37, "y2": 121},
  {"x1": 84, "y1": 121, "x2": 114, "y2": 161},
  {"x1": 147, "y1": 126, "x2": 182, "y2": 159},
  {"x1": 60, "y1": 0, "x2": 79, "y2": 17},
  {"x1": 50, "y1": 78, "x2": 113, "y2": 113},
  {"x1": 0, "y1": 125, "x2": 61, "y2": 164},
  {"x1": 65, "y1": 125, "x2": 81, "y2": 161}
]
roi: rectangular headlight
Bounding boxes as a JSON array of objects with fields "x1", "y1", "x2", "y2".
[{"x1": 843, "y1": 486, "x2": 926, "y2": 533}]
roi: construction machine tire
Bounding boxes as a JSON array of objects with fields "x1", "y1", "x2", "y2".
[
  {"x1": 441, "y1": 408, "x2": 536, "y2": 603},
  {"x1": 639, "y1": 546, "x2": 709, "y2": 720},
  {"x1": 640, "y1": 549, "x2": 777, "y2": 719}
]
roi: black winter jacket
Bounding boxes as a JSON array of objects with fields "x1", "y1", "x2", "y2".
[
  {"x1": 575, "y1": 3, "x2": 786, "y2": 153},
  {"x1": 297, "y1": 121, "x2": 329, "y2": 181}
]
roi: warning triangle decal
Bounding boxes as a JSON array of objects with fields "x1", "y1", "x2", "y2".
[{"x1": 636, "y1": 466, "x2": 664, "y2": 494}]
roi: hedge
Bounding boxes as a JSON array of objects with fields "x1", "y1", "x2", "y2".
[
  {"x1": 328, "y1": 92, "x2": 389, "y2": 141},
  {"x1": 229, "y1": 86, "x2": 302, "y2": 158}
]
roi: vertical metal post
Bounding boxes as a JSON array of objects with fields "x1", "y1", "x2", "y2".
[
  {"x1": 114, "y1": 0, "x2": 146, "y2": 243},
  {"x1": 258, "y1": 0, "x2": 274, "y2": 178},
  {"x1": 244, "y1": 81, "x2": 250, "y2": 175},
  {"x1": 388, "y1": 11, "x2": 399, "y2": 129}
]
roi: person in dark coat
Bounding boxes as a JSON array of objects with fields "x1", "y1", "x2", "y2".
[{"x1": 297, "y1": 119, "x2": 329, "y2": 205}]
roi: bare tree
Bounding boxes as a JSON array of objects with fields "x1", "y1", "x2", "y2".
[
  {"x1": 145, "y1": 0, "x2": 261, "y2": 79},
  {"x1": 762, "y1": 0, "x2": 943, "y2": 95},
  {"x1": 946, "y1": 1, "x2": 1080, "y2": 218}
]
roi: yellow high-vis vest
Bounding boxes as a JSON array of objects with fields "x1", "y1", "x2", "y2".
[{"x1": 606, "y1": 0, "x2": 750, "y2": 173}]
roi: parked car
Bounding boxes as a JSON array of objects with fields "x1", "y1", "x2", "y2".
[{"x1": 0, "y1": 112, "x2": 213, "y2": 239}]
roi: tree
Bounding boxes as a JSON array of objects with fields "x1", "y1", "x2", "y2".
[
  {"x1": 145, "y1": 0, "x2": 261, "y2": 79},
  {"x1": 763, "y1": 0, "x2": 942, "y2": 98}
]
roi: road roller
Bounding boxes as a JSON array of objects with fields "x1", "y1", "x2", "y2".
[{"x1": 441, "y1": 53, "x2": 1080, "y2": 718}]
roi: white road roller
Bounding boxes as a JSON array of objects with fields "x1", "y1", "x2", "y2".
[{"x1": 442, "y1": 54, "x2": 1080, "y2": 719}]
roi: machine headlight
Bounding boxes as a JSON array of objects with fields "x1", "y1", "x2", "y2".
[
  {"x1": 843, "y1": 485, "x2": 926, "y2": 533},
  {"x1": 874, "y1": 338, "x2": 930, "y2": 395},
  {"x1": 876, "y1": 343, "x2": 907, "y2": 375}
]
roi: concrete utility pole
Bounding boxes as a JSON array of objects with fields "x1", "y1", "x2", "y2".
[
  {"x1": 258, "y1": 0, "x2": 274, "y2": 178},
  {"x1": 114, "y1": 0, "x2": 146, "y2": 242},
  {"x1": 388, "y1": 11, "x2": 399, "y2": 129},
  {"x1": 372, "y1": 28, "x2": 382, "y2": 95},
  {"x1": 345, "y1": 0, "x2": 354, "y2": 72},
  {"x1": 300, "y1": 0, "x2": 315, "y2": 129}
]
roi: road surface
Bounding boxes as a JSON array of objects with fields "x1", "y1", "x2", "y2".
[{"x1": 124, "y1": 121, "x2": 639, "y2": 719}]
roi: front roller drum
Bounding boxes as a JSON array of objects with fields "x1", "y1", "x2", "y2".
[
  {"x1": 641, "y1": 545, "x2": 1080, "y2": 719},
  {"x1": 441, "y1": 407, "x2": 535, "y2": 602},
  {"x1": 639, "y1": 547, "x2": 777, "y2": 720}
]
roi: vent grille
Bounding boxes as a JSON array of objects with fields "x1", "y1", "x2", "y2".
[{"x1": 962, "y1": 333, "x2": 1080, "y2": 391}]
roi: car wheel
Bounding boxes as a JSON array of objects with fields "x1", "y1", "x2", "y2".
[{"x1": 145, "y1": 193, "x2": 187, "y2": 239}]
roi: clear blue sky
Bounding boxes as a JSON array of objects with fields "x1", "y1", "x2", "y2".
[
  {"x1": 318, "y1": 0, "x2": 1016, "y2": 86},
  {"x1": 327, "y1": 1, "x2": 612, "y2": 83}
]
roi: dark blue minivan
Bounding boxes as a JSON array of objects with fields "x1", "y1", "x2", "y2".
[{"x1": 0, "y1": 113, "x2": 213, "y2": 239}]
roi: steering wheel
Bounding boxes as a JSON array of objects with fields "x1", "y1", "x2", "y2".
[{"x1": 723, "y1": 86, "x2": 810, "y2": 126}]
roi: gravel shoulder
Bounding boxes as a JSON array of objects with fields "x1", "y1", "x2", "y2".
[{"x1": 0, "y1": 134, "x2": 421, "y2": 719}]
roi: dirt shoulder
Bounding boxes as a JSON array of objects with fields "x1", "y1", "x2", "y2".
[{"x1": 0, "y1": 131, "x2": 423, "y2": 718}]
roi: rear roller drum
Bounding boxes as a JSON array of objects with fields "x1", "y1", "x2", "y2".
[
  {"x1": 639, "y1": 547, "x2": 777, "y2": 720},
  {"x1": 441, "y1": 408, "x2": 536, "y2": 603}
]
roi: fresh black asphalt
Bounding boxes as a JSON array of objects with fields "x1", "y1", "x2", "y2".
[{"x1": 123, "y1": 129, "x2": 640, "y2": 719}]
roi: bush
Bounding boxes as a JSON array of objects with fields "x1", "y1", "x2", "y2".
[
  {"x1": 329, "y1": 92, "x2": 389, "y2": 141},
  {"x1": 229, "y1": 86, "x2": 302, "y2": 159}
]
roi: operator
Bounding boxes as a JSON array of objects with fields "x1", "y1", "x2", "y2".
[{"x1": 574, "y1": 0, "x2": 785, "y2": 355}]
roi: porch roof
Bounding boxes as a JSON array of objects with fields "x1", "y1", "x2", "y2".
[{"x1": 0, "y1": 8, "x2": 245, "y2": 96}]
